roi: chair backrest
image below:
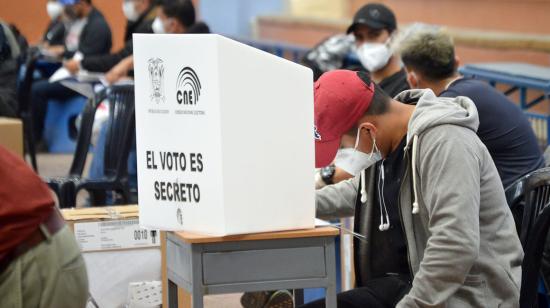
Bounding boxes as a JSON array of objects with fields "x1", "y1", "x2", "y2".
[
  {"x1": 505, "y1": 168, "x2": 550, "y2": 308},
  {"x1": 101, "y1": 84, "x2": 135, "y2": 181},
  {"x1": 506, "y1": 173, "x2": 529, "y2": 236},
  {"x1": 67, "y1": 84, "x2": 135, "y2": 180},
  {"x1": 521, "y1": 168, "x2": 550, "y2": 246},
  {"x1": 504, "y1": 167, "x2": 550, "y2": 245},
  {"x1": 67, "y1": 95, "x2": 100, "y2": 177},
  {"x1": 520, "y1": 201, "x2": 550, "y2": 308},
  {"x1": 16, "y1": 49, "x2": 38, "y2": 116}
]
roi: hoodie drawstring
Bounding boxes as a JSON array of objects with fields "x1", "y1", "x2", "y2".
[
  {"x1": 411, "y1": 134, "x2": 420, "y2": 214},
  {"x1": 361, "y1": 169, "x2": 367, "y2": 203},
  {"x1": 360, "y1": 135, "x2": 419, "y2": 215}
]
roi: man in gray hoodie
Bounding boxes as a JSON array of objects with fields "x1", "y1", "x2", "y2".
[{"x1": 307, "y1": 69, "x2": 523, "y2": 307}]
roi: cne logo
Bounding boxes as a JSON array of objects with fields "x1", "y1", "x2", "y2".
[
  {"x1": 176, "y1": 67, "x2": 202, "y2": 105},
  {"x1": 148, "y1": 58, "x2": 165, "y2": 104}
]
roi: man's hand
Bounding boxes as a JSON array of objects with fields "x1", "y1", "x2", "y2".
[
  {"x1": 333, "y1": 167, "x2": 353, "y2": 183},
  {"x1": 105, "y1": 63, "x2": 128, "y2": 85},
  {"x1": 64, "y1": 59, "x2": 81, "y2": 75},
  {"x1": 105, "y1": 56, "x2": 134, "y2": 84}
]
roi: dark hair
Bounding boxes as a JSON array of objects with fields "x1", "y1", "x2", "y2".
[
  {"x1": 344, "y1": 72, "x2": 391, "y2": 136},
  {"x1": 357, "y1": 71, "x2": 390, "y2": 116},
  {"x1": 162, "y1": 0, "x2": 196, "y2": 28},
  {"x1": 399, "y1": 29, "x2": 456, "y2": 80}
]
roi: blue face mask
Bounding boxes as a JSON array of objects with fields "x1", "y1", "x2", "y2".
[{"x1": 334, "y1": 127, "x2": 382, "y2": 176}]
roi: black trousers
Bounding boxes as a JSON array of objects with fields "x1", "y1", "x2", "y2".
[
  {"x1": 300, "y1": 276, "x2": 411, "y2": 308},
  {"x1": 30, "y1": 79, "x2": 79, "y2": 141}
]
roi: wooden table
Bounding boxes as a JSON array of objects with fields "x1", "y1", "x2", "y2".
[{"x1": 163, "y1": 227, "x2": 340, "y2": 307}]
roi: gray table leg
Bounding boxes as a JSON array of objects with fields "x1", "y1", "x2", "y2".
[
  {"x1": 168, "y1": 279, "x2": 178, "y2": 308},
  {"x1": 294, "y1": 289, "x2": 304, "y2": 306},
  {"x1": 192, "y1": 247, "x2": 204, "y2": 308},
  {"x1": 325, "y1": 240, "x2": 338, "y2": 308}
]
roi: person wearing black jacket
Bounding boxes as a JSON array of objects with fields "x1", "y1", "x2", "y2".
[
  {"x1": 65, "y1": 0, "x2": 157, "y2": 74},
  {"x1": 104, "y1": 0, "x2": 210, "y2": 84},
  {"x1": 0, "y1": 21, "x2": 19, "y2": 117},
  {"x1": 43, "y1": 0, "x2": 66, "y2": 46},
  {"x1": 30, "y1": 0, "x2": 112, "y2": 143},
  {"x1": 43, "y1": 0, "x2": 112, "y2": 59}
]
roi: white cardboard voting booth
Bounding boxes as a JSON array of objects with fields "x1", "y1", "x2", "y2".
[{"x1": 133, "y1": 34, "x2": 314, "y2": 235}]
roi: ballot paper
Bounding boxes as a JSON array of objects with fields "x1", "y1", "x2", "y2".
[
  {"x1": 316, "y1": 218, "x2": 367, "y2": 242},
  {"x1": 315, "y1": 218, "x2": 332, "y2": 227},
  {"x1": 77, "y1": 70, "x2": 108, "y2": 86},
  {"x1": 48, "y1": 67, "x2": 72, "y2": 83},
  {"x1": 126, "y1": 281, "x2": 162, "y2": 308}
]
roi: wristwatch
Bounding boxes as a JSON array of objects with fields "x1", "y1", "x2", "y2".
[{"x1": 320, "y1": 165, "x2": 336, "y2": 185}]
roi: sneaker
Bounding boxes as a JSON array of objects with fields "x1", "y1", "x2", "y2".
[
  {"x1": 241, "y1": 291, "x2": 271, "y2": 308},
  {"x1": 264, "y1": 290, "x2": 294, "y2": 308}
]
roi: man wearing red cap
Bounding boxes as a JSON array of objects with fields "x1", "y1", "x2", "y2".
[{"x1": 307, "y1": 70, "x2": 522, "y2": 307}]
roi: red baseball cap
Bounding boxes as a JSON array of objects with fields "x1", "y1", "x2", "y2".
[{"x1": 314, "y1": 70, "x2": 375, "y2": 168}]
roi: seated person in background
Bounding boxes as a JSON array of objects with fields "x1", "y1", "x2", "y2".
[
  {"x1": 44, "y1": 0, "x2": 112, "y2": 59},
  {"x1": 309, "y1": 70, "x2": 523, "y2": 307},
  {"x1": 31, "y1": 0, "x2": 112, "y2": 143},
  {"x1": 398, "y1": 26, "x2": 544, "y2": 188},
  {"x1": 347, "y1": 3, "x2": 409, "y2": 97},
  {"x1": 303, "y1": 3, "x2": 409, "y2": 97},
  {"x1": 105, "y1": 0, "x2": 210, "y2": 84},
  {"x1": 64, "y1": 0, "x2": 157, "y2": 74},
  {"x1": 314, "y1": 3, "x2": 409, "y2": 187},
  {"x1": 0, "y1": 21, "x2": 20, "y2": 117},
  {"x1": 43, "y1": 0, "x2": 66, "y2": 47}
]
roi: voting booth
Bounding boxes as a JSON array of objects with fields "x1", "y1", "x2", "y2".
[{"x1": 133, "y1": 34, "x2": 314, "y2": 235}]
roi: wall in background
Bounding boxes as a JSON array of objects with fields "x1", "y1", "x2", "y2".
[
  {"x1": 0, "y1": 0, "x2": 200, "y2": 51},
  {"x1": 199, "y1": 0, "x2": 285, "y2": 38}
]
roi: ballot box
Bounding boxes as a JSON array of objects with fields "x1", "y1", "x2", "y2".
[{"x1": 133, "y1": 34, "x2": 315, "y2": 235}]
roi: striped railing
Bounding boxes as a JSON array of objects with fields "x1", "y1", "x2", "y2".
[{"x1": 527, "y1": 112, "x2": 550, "y2": 148}]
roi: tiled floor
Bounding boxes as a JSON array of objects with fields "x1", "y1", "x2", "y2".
[{"x1": 36, "y1": 153, "x2": 245, "y2": 307}]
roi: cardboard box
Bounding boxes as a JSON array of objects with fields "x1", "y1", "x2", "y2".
[
  {"x1": 0, "y1": 117, "x2": 23, "y2": 157},
  {"x1": 133, "y1": 34, "x2": 315, "y2": 235},
  {"x1": 62, "y1": 205, "x2": 161, "y2": 308},
  {"x1": 62, "y1": 205, "x2": 160, "y2": 252}
]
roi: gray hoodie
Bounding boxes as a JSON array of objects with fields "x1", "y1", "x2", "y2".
[{"x1": 316, "y1": 89, "x2": 523, "y2": 307}]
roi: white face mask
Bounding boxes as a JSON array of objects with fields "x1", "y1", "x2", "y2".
[
  {"x1": 355, "y1": 39, "x2": 392, "y2": 73},
  {"x1": 334, "y1": 128, "x2": 382, "y2": 176},
  {"x1": 122, "y1": 1, "x2": 140, "y2": 22},
  {"x1": 47, "y1": 2, "x2": 64, "y2": 20},
  {"x1": 152, "y1": 17, "x2": 166, "y2": 34}
]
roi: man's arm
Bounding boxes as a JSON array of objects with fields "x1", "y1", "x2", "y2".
[
  {"x1": 316, "y1": 175, "x2": 359, "y2": 220},
  {"x1": 80, "y1": 42, "x2": 133, "y2": 73},
  {"x1": 397, "y1": 127, "x2": 481, "y2": 307}
]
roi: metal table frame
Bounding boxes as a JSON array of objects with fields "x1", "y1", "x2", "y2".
[{"x1": 165, "y1": 229, "x2": 338, "y2": 308}]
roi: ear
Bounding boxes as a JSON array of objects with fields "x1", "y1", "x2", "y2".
[
  {"x1": 454, "y1": 55, "x2": 461, "y2": 71},
  {"x1": 406, "y1": 70, "x2": 418, "y2": 89},
  {"x1": 359, "y1": 122, "x2": 377, "y2": 140}
]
